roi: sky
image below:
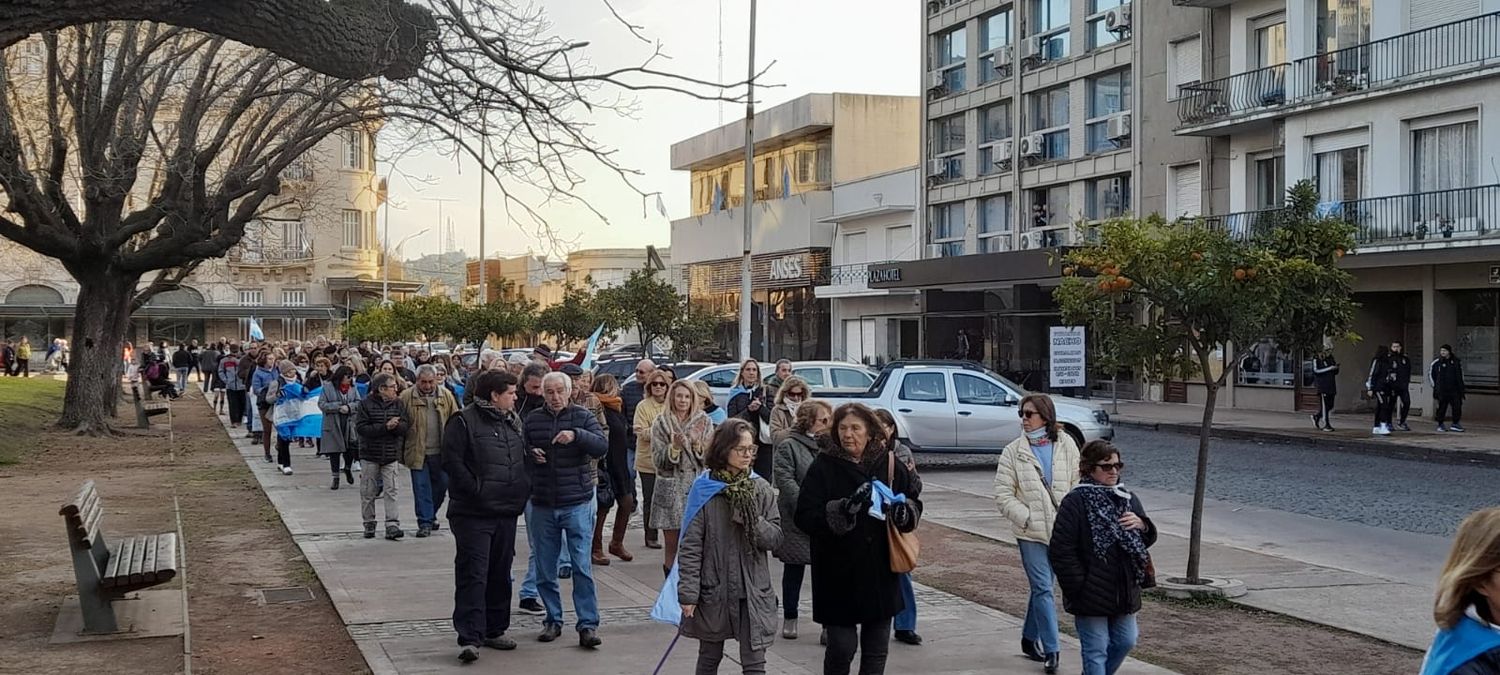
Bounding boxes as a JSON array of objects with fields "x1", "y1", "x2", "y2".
[{"x1": 386, "y1": 0, "x2": 918, "y2": 261}]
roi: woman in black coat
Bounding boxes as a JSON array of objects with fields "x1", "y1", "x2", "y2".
[
  {"x1": 591, "y1": 374, "x2": 637, "y2": 564},
  {"x1": 1048, "y1": 440, "x2": 1157, "y2": 675},
  {"x1": 794, "y1": 403, "x2": 921, "y2": 675},
  {"x1": 726, "y1": 359, "x2": 774, "y2": 477}
]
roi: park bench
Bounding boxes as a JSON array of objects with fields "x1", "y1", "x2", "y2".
[
  {"x1": 58, "y1": 481, "x2": 179, "y2": 634},
  {"x1": 129, "y1": 383, "x2": 169, "y2": 429}
]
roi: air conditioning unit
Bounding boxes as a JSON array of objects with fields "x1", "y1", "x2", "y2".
[
  {"x1": 927, "y1": 71, "x2": 948, "y2": 95},
  {"x1": 1106, "y1": 113, "x2": 1132, "y2": 141},
  {"x1": 1105, "y1": 5, "x2": 1132, "y2": 32},
  {"x1": 926, "y1": 243, "x2": 947, "y2": 259},
  {"x1": 926, "y1": 0, "x2": 941, "y2": 14},
  {"x1": 927, "y1": 158, "x2": 948, "y2": 178},
  {"x1": 1025, "y1": 35, "x2": 1048, "y2": 64},
  {"x1": 994, "y1": 139, "x2": 1014, "y2": 164},
  {"x1": 993, "y1": 44, "x2": 1014, "y2": 71},
  {"x1": 1019, "y1": 133, "x2": 1046, "y2": 158},
  {"x1": 1019, "y1": 231, "x2": 1046, "y2": 250}
]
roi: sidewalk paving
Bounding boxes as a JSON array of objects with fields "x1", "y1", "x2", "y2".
[
  {"x1": 1109, "y1": 400, "x2": 1500, "y2": 465},
  {"x1": 209, "y1": 404, "x2": 1175, "y2": 674}
]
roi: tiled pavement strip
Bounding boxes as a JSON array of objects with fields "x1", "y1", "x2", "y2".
[{"x1": 206, "y1": 401, "x2": 1176, "y2": 674}]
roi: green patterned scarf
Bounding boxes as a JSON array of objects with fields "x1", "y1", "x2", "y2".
[{"x1": 711, "y1": 468, "x2": 758, "y2": 544}]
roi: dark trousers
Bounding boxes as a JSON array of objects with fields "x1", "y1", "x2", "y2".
[
  {"x1": 226, "y1": 390, "x2": 247, "y2": 424},
  {"x1": 1313, "y1": 392, "x2": 1335, "y2": 428},
  {"x1": 1436, "y1": 396, "x2": 1463, "y2": 426},
  {"x1": 275, "y1": 437, "x2": 292, "y2": 468},
  {"x1": 1392, "y1": 386, "x2": 1411, "y2": 424},
  {"x1": 753, "y1": 444, "x2": 773, "y2": 478},
  {"x1": 640, "y1": 472, "x2": 658, "y2": 541},
  {"x1": 450, "y1": 514, "x2": 519, "y2": 647},
  {"x1": 824, "y1": 618, "x2": 892, "y2": 675},
  {"x1": 1372, "y1": 391, "x2": 1393, "y2": 427},
  {"x1": 327, "y1": 450, "x2": 352, "y2": 474},
  {"x1": 782, "y1": 563, "x2": 806, "y2": 619},
  {"x1": 15, "y1": 359, "x2": 27, "y2": 377}
]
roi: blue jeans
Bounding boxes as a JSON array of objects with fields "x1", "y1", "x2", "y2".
[
  {"x1": 526, "y1": 501, "x2": 599, "y2": 630},
  {"x1": 175, "y1": 367, "x2": 191, "y2": 394},
  {"x1": 409, "y1": 456, "x2": 448, "y2": 528},
  {"x1": 1075, "y1": 614, "x2": 1138, "y2": 675},
  {"x1": 520, "y1": 503, "x2": 572, "y2": 600},
  {"x1": 1018, "y1": 539, "x2": 1060, "y2": 654},
  {"x1": 895, "y1": 573, "x2": 917, "y2": 631}
]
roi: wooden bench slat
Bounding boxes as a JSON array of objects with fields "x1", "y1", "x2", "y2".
[
  {"x1": 103, "y1": 537, "x2": 133, "y2": 589},
  {"x1": 127, "y1": 535, "x2": 149, "y2": 585},
  {"x1": 153, "y1": 533, "x2": 179, "y2": 583},
  {"x1": 59, "y1": 481, "x2": 97, "y2": 517},
  {"x1": 140, "y1": 534, "x2": 159, "y2": 584},
  {"x1": 76, "y1": 505, "x2": 105, "y2": 548}
]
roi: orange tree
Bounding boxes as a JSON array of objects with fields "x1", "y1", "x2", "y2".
[{"x1": 1054, "y1": 180, "x2": 1357, "y2": 583}]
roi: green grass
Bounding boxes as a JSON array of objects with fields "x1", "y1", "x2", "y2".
[{"x1": 0, "y1": 377, "x2": 66, "y2": 464}]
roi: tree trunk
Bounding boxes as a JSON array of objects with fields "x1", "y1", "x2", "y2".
[
  {"x1": 1185, "y1": 382, "x2": 1218, "y2": 583},
  {"x1": 58, "y1": 270, "x2": 139, "y2": 434}
]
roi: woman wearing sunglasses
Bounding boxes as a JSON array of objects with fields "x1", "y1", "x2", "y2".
[
  {"x1": 994, "y1": 394, "x2": 1080, "y2": 674},
  {"x1": 769, "y1": 375, "x2": 810, "y2": 445},
  {"x1": 1049, "y1": 440, "x2": 1156, "y2": 675},
  {"x1": 634, "y1": 369, "x2": 673, "y2": 550}
]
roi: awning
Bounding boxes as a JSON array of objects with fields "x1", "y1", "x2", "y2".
[
  {"x1": 325, "y1": 276, "x2": 424, "y2": 294},
  {"x1": 868, "y1": 248, "x2": 1068, "y2": 290}
]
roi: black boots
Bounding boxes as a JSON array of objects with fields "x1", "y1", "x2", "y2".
[{"x1": 1022, "y1": 638, "x2": 1044, "y2": 662}]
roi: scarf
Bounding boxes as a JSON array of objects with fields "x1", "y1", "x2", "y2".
[
  {"x1": 710, "y1": 468, "x2": 759, "y2": 545},
  {"x1": 1074, "y1": 477, "x2": 1151, "y2": 586},
  {"x1": 597, "y1": 392, "x2": 622, "y2": 413},
  {"x1": 656, "y1": 409, "x2": 710, "y2": 465},
  {"x1": 819, "y1": 433, "x2": 888, "y2": 475}
]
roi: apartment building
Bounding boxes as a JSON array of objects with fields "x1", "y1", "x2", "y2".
[
  {"x1": 1170, "y1": 0, "x2": 1500, "y2": 420},
  {"x1": 882, "y1": 0, "x2": 1205, "y2": 391},
  {"x1": 0, "y1": 36, "x2": 399, "y2": 347},
  {"x1": 669, "y1": 93, "x2": 920, "y2": 361}
]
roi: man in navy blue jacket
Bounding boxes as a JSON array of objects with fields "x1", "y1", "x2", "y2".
[{"x1": 524, "y1": 371, "x2": 608, "y2": 649}]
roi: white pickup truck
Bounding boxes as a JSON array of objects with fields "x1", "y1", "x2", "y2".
[{"x1": 820, "y1": 360, "x2": 1114, "y2": 453}]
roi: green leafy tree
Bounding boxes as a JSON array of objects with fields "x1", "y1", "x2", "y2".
[
  {"x1": 537, "y1": 283, "x2": 603, "y2": 349},
  {"x1": 451, "y1": 298, "x2": 537, "y2": 348},
  {"x1": 341, "y1": 305, "x2": 402, "y2": 344},
  {"x1": 1054, "y1": 180, "x2": 1357, "y2": 583},
  {"x1": 595, "y1": 268, "x2": 682, "y2": 353},
  {"x1": 667, "y1": 303, "x2": 720, "y2": 360},
  {"x1": 387, "y1": 296, "x2": 461, "y2": 342}
]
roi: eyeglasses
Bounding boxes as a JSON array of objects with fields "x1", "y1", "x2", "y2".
[
  {"x1": 1019, "y1": 410, "x2": 1043, "y2": 420},
  {"x1": 786, "y1": 391, "x2": 807, "y2": 400},
  {"x1": 649, "y1": 383, "x2": 667, "y2": 389},
  {"x1": 732, "y1": 444, "x2": 758, "y2": 456},
  {"x1": 1094, "y1": 462, "x2": 1125, "y2": 472}
]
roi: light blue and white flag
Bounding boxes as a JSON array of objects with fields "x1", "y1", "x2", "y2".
[
  {"x1": 272, "y1": 382, "x2": 324, "y2": 439},
  {"x1": 580, "y1": 323, "x2": 606, "y2": 370},
  {"x1": 651, "y1": 469, "x2": 760, "y2": 626},
  {"x1": 248, "y1": 317, "x2": 265, "y2": 341}
]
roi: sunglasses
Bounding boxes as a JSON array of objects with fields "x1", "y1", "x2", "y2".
[
  {"x1": 1019, "y1": 410, "x2": 1043, "y2": 420},
  {"x1": 649, "y1": 383, "x2": 668, "y2": 388},
  {"x1": 786, "y1": 391, "x2": 807, "y2": 399},
  {"x1": 1094, "y1": 462, "x2": 1126, "y2": 472}
]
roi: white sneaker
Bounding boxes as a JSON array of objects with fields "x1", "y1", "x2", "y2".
[
  {"x1": 1372, "y1": 425, "x2": 1390, "y2": 436},
  {"x1": 280, "y1": 465, "x2": 294, "y2": 475},
  {"x1": 352, "y1": 461, "x2": 363, "y2": 472}
]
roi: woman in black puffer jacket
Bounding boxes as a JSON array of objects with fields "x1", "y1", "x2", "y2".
[{"x1": 1049, "y1": 440, "x2": 1157, "y2": 675}]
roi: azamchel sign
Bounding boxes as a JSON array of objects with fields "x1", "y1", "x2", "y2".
[{"x1": 1049, "y1": 326, "x2": 1087, "y2": 388}]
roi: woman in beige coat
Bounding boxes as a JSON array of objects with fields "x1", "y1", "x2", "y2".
[
  {"x1": 768, "y1": 375, "x2": 810, "y2": 446},
  {"x1": 652, "y1": 379, "x2": 715, "y2": 575},
  {"x1": 993, "y1": 394, "x2": 1081, "y2": 674},
  {"x1": 678, "y1": 419, "x2": 783, "y2": 675}
]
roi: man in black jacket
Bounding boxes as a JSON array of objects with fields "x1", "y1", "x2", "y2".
[
  {"x1": 1310, "y1": 349, "x2": 1339, "y2": 432},
  {"x1": 1430, "y1": 344, "x2": 1467, "y2": 433},
  {"x1": 171, "y1": 341, "x2": 195, "y2": 396},
  {"x1": 355, "y1": 374, "x2": 411, "y2": 540},
  {"x1": 443, "y1": 371, "x2": 530, "y2": 664},
  {"x1": 1389, "y1": 341, "x2": 1414, "y2": 431},
  {"x1": 523, "y1": 372, "x2": 608, "y2": 649}
]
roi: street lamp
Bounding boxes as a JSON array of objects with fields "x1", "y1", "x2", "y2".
[{"x1": 383, "y1": 228, "x2": 430, "y2": 305}]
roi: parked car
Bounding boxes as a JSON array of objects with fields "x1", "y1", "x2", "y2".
[
  {"x1": 665, "y1": 361, "x2": 715, "y2": 380},
  {"x1": 684, "y1": 360, "x2": 879, "y2": 409},
  {"x1": 591, "y1": 359, "x2": 719, "y2": 383},
  {"x1": 819, "y1": 360, "x2": 1113, "y2": 453}
]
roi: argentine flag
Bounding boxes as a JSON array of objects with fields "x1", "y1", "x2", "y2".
[
  {"x1": 650, "y1": 470, "x2": 759, "y2": 626},
  {"x1": 272, "y1": 382, "x2": 324, "y2": 439},
  {"x1": 248, "y1": 317, "x2": 265, "y2": 341},
  {"x1": 580, "y1": 323, "x2": 606, "y2": 370}
]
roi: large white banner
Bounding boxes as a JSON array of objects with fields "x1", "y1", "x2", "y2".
[{"x1": 1049, "y1": 326, "x2": 1087, "y2": 389}]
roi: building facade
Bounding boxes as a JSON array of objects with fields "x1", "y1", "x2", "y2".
[
  {"x1": 669, "y1": 93, "x2": 920, "y2": 361},
  {"x1": 1171, "y1": 0, "x2": 1500, "y2": 420}
]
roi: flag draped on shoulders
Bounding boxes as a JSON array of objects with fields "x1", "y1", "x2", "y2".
[
  {"x1": 651, "y1": 470, "x2": 728, "y2": 626},
  {"x1": 272, "y1": 382, "x2": 324, "y2": 439}
]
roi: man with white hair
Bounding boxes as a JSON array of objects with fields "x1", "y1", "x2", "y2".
[
  {"x1": 402, "y1": 364, "x2": 459, "y2": 537},
  {"x1": 524, "y1": 372, "x2": 608, "y2": 648}
]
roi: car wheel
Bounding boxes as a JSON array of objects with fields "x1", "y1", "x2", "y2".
[{"x1": 1063, "y1": 425, "x2": 1085, "y2": 449}]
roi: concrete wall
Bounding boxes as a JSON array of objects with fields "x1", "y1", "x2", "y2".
[
  {"x1": 831, "y1": 95, "x2": 921, "y2": 184},
  {"x1": 670, "y1": 190, "x2": 835, "y2": 266},
  {"x1": 1136, "y1": 1, "x2": 1222, "y2": 220}
]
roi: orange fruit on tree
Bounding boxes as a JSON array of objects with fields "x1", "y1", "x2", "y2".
[{"x1": 1233, "y1": 268, "x2": 1247, "y2": 281}]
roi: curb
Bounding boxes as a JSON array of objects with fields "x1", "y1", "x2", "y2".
[{"x1": 1115, "y1": 418, "x2": 1500, "y2": 467}]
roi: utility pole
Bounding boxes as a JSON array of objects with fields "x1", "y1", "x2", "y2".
[
  {"x1": 738, "y1": 0, "x2": 758, "y2": 362},
  {"x1": 478, "y1": 122, "x2": 489, "y2": 305}
]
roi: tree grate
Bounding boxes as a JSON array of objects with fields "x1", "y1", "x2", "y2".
[{"x1": 257, "y1": 586, "x2": 316, "y2": 605}]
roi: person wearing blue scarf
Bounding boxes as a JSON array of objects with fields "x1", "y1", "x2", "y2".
[
  {"x1": 726, "y1": 359, "x2": 774, "y2": 477},
  {"x1": 1423, "y1": 507, "x2": 1500, "y2": 675}
]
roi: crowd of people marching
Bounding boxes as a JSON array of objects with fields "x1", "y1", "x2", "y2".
[{"x1": 150, "y1": 335, "x2": 1160, "y2": 675}]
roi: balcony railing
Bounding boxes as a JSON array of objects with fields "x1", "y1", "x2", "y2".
[
  {"x1": 1195, "y1": 185, "x2": 1500, "y2": 246},
  {"x1": 1176, "y1": 12, "x2": 1500, "y2": 127},
  {"x1": 228, "y1": 243, "x2": 315, "y2": 265}
]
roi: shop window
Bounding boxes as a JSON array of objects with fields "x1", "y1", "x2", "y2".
[
  {"x1": 1236, "y1": 338, "x2": 1296, "y2": 387},
  {"x1": 900, "y1": 372, "x2": 948, "y2": 402},
  {"x1": 1452, "y1": 289, "x2": 1499, "y2": 390}
]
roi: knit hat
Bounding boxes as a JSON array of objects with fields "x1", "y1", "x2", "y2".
[{"x1": 559, "y1": 363, "x2": 584, "y2": 377}]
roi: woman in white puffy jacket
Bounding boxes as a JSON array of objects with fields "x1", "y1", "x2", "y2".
[{"x1": 994, "y1": 394, "x2": 1081, "y2": 675}]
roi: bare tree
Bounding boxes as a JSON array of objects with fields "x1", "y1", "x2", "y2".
[{"x1": 0, "y1": 4, "x2": 755, "y2": 433}]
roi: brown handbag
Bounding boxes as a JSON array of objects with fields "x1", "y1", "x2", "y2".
[{"x1": 886, "y1": 454, "x2": 920, "y2": 573}]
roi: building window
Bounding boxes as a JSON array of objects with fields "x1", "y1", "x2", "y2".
[
  {"x1": 795, "y1": 144, "x2": 832, "y2": 186},
  {"x1": 841, "y1": 231, "x2": 868, "y2": 265},
  {"x1": 1085, "y1": 70, "x2": 1130, "y2": 154},
  {"x1": 887, "y1": 225, "x2": 914, "y2": 259},
  {"x1": 1028, "y1": 86, "x2": 1069, "y2": 160},
  {"x1": 1087, "y1": 0, "x2": 1127, "y2": 50},
  {"x1": 1087, "y1": 175, "x2": 1130, "y2": 220},
  {"x1": 979, "y1": 10, "x2": 1013, "y2": 84},
  {"x1": 930, "y1": 201, "x2": 967, "y2": 257},
  {"x1": 978, "y1": 194, "x2": 1012, "y2": 253},
  {"x1": 342, "y1": 129, "x2": 370, "y2": 170},
  {"x1": 1169, "y1": 36, "x2": 1202, "y2": 98},
  {"x1": 977, "y1": 103, "x2": 1012, "y2": 176},
  {"x1": 1031, "y1": 0, "x2": 1071, "y2": 61},
  {"x1": 1452, "y1": 290, "x2": 1499, "y2": 390},
  {"x1": 931, "y1": 113, "x2": 966, "y2": 181},
  {"x1": 1412, "y1": 119, "x2": 1478, "y2": 193},
  {"x1": 238, "y1": 289, "x2": 263, "y2": 306},
  {"x1": 1170, "y1": 163, "x2": 1202, "y2": 218},
  {"x1": 1253, "y1": 154, "x2": 1285, "y2": 209},
  {"x1": 1236, "y1": 338, "x2": 1297, "y2": 387},
  {"x1": 342, "y1": 209, "x2": 366, "y2": 249},
  {"x1": 1316, "y1": 0, "x2": 1371, "y2": 54},
  {"x1": 934, "y1": 26, "x2": 967, "y2": 94},
  {"x1": 1028, "y1": 185, "x2": 1071, "y2": 230},
  {"x1": 282, "y1": 290, "x2": 307, "y2": 307},
  {"x1": 1314, "y1": 146, "x2": 1367, "y2": 203},
  {"x1": 1253, "y1": 12, "x2": 1288, "y2": 68}
]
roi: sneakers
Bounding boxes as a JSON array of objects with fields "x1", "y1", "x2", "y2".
[
  {"x1": 1397, "y1": 422, "x2": 1411, "y2": 432},
  {"x1": 1372, "y1": 425, "x2": 1391, "y2": 436},
  {"x1": 1322, "y1": 425, "x2": 1336, "y2": 432},
  {"x1": 782, "y1": 617, "x2": 798, "y2": 640},
  {"x1": 518, "y1": 598, "x2": 544, "y2": 615},
  {"x1": 458, "y1": 645, "x2": 479, "y2": 664},
  {"x1": 537, "y1": 624, "x2": 562, "y2": 643},
  {"x1": 363, "y1": 523, "x2": 376, "y2": 539},
  {"x1": 1022, "y1": 637, "x2": 1044, "y2": 662},
  {"x1": 280, "y1": 465, "x2": 293, "y2": 475},
  {"x1": 416, "y1": 525, "x2": 431, "y2": 538},
  {"x1": 1438, "y1": 424, "x2": 1449, "y2": 432},
  {"x1": 1451, "y1": 424, "x2": 1466, "y2": 433},
  {"x1": 482, "y1": 635, "x2": 517, "y2": 650},
  {"x1": 894, "y1": 629, "x2": 923, "y2": 645},
  {"x1": 385, "y1": 525, "x2": 405, "y2": 541},
  {"x1": 1310, "y1": 413, "x2": 1322, "y2": 428},
  {"x1": 352, "y1": 460, "x2": 363, "y2": 472},
  {"x1": 578, "y1": 628, "x2": 602, "y2": 648}
]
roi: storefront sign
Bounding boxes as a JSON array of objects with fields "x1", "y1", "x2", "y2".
[
  {"x1": 1049, "y1": 326, "x2": 1087, "y2": 388},
  {"x1": 868, "y1": 267, "x2": 902, "y2": 284},
  {"x1": 769, "y1": 255, "x2": 804, "y2": 281},
  {"x1": 1489, "y1": 264, "x2": 1499, "y2": 284}
]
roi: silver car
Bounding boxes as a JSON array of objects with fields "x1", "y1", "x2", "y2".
[{"x1": 685, "y1": 360, "x2": 879, "y2": 409}]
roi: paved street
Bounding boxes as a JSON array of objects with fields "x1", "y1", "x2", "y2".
[{"x1": 917, "y1": 426, "x2": 1472, "y2": 651}]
